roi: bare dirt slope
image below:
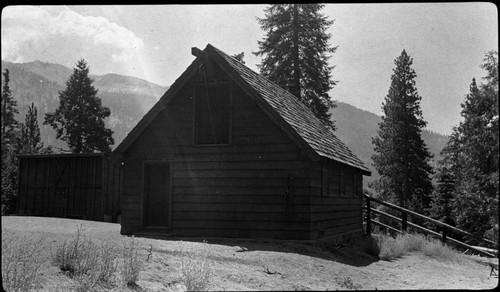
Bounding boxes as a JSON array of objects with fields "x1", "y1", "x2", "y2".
[{"x1": 2, "y1": 216, "x2": 498, "y2": 291}]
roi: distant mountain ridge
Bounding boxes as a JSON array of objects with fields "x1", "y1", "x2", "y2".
[
  {"x1": 1, "y1": 60, "x2": 169, "y2": 150},
  {"x1": 1, "y1": 59, "x2": 448, "y2": 185}
]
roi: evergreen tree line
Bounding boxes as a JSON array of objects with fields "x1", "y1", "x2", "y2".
[
  {"x1": 428, "y1": 51, "x2": 498, "y2": 244},
  {"x1": 1, "y1": 69, "x2": 51, "y2": 214},
  {"x1": 1, "y1": 59, "x2": 114, "y2": 214},
  {"x1": 366, "y1": 50, "x2": 498, "y2": 245}
]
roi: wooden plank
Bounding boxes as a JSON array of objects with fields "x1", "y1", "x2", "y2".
[
  {"x1": 322, "y1": 223, "x2": 363, "y2": 237},
  {"x1": 310, "y1": 210, "x2": 363, "y2": 221},
  {"x1": 172, "y1": 193, "x2": 310, "y2": 204},
  {"x1": 171, "y1": 219, "x2": 312, "y2": 230},
  {"x1": 173, "y1": 160, "x2": 307, "y2": 171},
  {"x1": 173, "y1": 202, "x2": 288, "y2": 213},
  {"x1": 172, "y1": 210, "x2": 312, "y2": 221},
  {"x1": 310, "y1": 196, "x2": 362, "y2": 205},
  {"x1": 173, "y1": 177, "x2": 311, "y2": 188},
  {"x1": 173, "y1": 186, "x2": 311, "y2": 196},
  {"x1": 173, "y1": 169, "x2": 305, "y2": 179},
  {"x1": 232, "y1": 134, "x2": 292, "y2": 145},
  {"x1": 92, "y1": 157, "x2": 98, "y2": 220},
  {"x1": 32, "y1": 159, "x2": 38, "y2": 214},
  {"x1": 310, "y1": 204, "x2": 362, "y2": 212}
]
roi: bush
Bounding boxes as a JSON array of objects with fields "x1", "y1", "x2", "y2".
[
  {"x1": 51, "y1": 225, "x2": 117, "y2": 290},
  {"x1": 373, "y1": 232, "x2": 462, "y2": 262},
  {"x1": 121, "y1": 235, "x2": 141, "y2": 286},
  {"x1": 378, "y1": 235, "x2": 405, "y2": 261},
  {"x1": 1, "y1": 230, "x2": 45, "y2": 291},
  {"x1": 181, "y1": 241, "x2": 212, "y2": 291},
  {"x1": 421, "y1": 237, "x2": 461, "y2": 262}
]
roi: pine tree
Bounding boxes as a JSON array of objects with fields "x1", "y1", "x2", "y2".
[
  {"x1": 44, "y1": 59, "x2": 114, "y2": 154},
  {"x1": 450, "y1": 51, "x2": 499, "y2": 242},
  {"x1": 427, "y1": 162, "x2": 455, "y2": 226},
  {"x1": 1, "y1": 69, "x2": 19, "y2": 146},
  {"x1": 17, "y1": 102, "x2": 44, "y2": 155},
  {"x1": 254, "y1": 4, "x2": 337, "y2": 129},
  {"x1": 371, "y1": 50, "x2": 434, "y2": 214},
  {"x1": 1, "y1": 68, "x2": 20, "y2": 214}
]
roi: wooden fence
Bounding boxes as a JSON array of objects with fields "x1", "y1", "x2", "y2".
[{"x1": 363, "y1": 194, "x2": 498, "y2": 258}]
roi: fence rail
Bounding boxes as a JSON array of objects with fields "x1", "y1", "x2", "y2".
[{"x1": 364, "y1": 194, "x2": 498, "y2": 258}]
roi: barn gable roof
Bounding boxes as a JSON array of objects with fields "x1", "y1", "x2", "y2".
[{"x1": 113, "y1": 44, "x2": 370, "y2": 175}]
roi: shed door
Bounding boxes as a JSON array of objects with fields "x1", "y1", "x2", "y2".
[{"x1": 143, "y1": 163, "x2": 170, "y2": 228}]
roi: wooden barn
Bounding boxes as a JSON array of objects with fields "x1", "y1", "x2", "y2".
[
  {"x1": 17, "y1": 153, "x2": 122, "y2": 222},
  {"x1": 112, "y1": 44, "x2": 371, "y2": 240}
]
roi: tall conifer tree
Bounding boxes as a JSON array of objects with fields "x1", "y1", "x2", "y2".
[
  {"x1": 1, "y1": 69, "x2": 19, "y2": 146},
  {"x1": 1, "y1": 68, "x2": 20, "y2": 214},
  {"x1": 254, "y1": 4, "x2": 337, "y2": 129},
  {"x1": 371, "y1": 50, "x2": 434, "y2": 213},
  {"x1": 442, "y1": 51, "x2": 499, "y2": 243},
  {"x1": 44, "y1": 59, "x2": 114, "y2": 154},
  {"x1": 18, "y1": 102, "x2": 44, "y2": 154}
]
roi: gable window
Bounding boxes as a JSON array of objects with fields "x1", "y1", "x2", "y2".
[{"x1": 194, "y1": 82, "x2": 232, "y2": 145}]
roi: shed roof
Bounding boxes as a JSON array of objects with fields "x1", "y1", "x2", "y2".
[{"x1": 113, "y1": 44, "x2": 370, "y2": 175}]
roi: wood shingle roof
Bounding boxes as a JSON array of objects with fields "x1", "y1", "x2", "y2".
[{"x1": 207, "y1": 44, "x2": 370, "y2": 174}]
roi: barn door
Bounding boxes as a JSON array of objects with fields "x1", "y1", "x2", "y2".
[{"x1": 143, "y1": 163, "x2": 171, "y2": 228}]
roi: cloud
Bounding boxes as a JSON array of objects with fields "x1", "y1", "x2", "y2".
[{"x1": 1, "y1": 6, "x2": 144, "y2": 64}]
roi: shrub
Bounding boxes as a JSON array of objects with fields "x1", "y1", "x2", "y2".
[
  {"x1": 378, "y1": 235, "x2": 405, "y2": 261},
  {"x1": 51, "y1": 225, "x2": 117, "y2": 290},
  {"x1": 421, "y1": 237, "x2": 461, "y2": 262},
  {"x1": 181, "y1": 241, "x2": 212, "y2": 291},
  {"x1": 121, "y1": 235, "x2": 141, "y2": 286},
  {"x1": 373, "y1": 232, "x2": 462, "y2": 262},
  {"x1": 1, "y1": 230, "x2": 45, "y2": 291}
]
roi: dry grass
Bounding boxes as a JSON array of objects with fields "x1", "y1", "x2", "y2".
[
  {"x1": 121, "y1": 235, "x2": 142, "y2": 287},
  {"x1": 180, "y1": 241, "x2": 213, "y2": 291},
  {"x1": 334, "y1": 276, "x2": 363, "y2": 290},
  {"x1": 371, "y1": 232, "x2": 463, "y2": 262},
  {"x1": 1, "y1": 229, "x2": 45, "y2": 291},
  {"x1": 51, "y1": 225, "x2": 118, "y2": 291}
]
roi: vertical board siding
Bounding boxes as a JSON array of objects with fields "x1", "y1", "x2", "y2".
[
  {"x1": 17, "y1": 154, "x2": 121, "y2": 222},
  {"x1": 121, "y1": 68, "x2": 313, "y2": 239}
]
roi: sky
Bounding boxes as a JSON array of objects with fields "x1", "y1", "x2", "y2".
[{"x1": 1, "y1": 4, "x2": 498, "y2": 135}]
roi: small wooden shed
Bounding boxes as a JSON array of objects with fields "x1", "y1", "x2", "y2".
[
  {"x1": 17, "y1": 153, "x2": 122, "y2": 222},
  {"x1": 112, "y1": 44, "x2": 370, "y2": 240}
]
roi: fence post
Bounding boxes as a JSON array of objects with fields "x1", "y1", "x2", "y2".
[
  {"x1": 401, "y1": 211, "x2": 408, "y2": 233},
  {"x1": 442, "y1": 228, "x2": 447, "y2": 245},
  {"x1": 366, "y1": 196, "x2": 371, "y2": 236}
]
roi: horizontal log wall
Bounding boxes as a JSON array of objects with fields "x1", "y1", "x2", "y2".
[{"x1": 121, "y1": 66, "x2": 314, "y2": 239}]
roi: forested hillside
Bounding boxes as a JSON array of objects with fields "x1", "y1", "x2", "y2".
[{"x1": 1, "y1": 60, "x2": 168, "y2": 151}]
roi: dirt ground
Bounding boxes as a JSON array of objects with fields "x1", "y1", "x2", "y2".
[{"x1": 2, "y1": 216, "x2": 498, "y2": 291}]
